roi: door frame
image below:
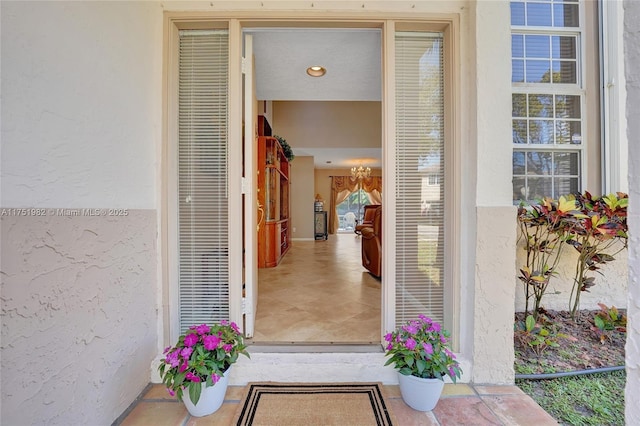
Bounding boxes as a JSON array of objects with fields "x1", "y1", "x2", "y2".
[{"x1": 162, "y1": 13, "x2": 460, "y2": 348}]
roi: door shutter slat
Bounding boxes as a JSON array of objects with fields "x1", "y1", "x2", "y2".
[
  {"x1": 178, "y1": 30, "x2": 230, "y2": 332},
  {"x1": 395, "y1": 32, "x2": 446, "y2": 325}
]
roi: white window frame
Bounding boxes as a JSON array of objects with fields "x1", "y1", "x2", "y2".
[{"x1": 511, "y1": 0, "x2": 594, "y2": 201}]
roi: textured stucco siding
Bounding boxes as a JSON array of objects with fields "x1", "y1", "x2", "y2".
[
  {"x1": 624, "y1": 0, "x2": 640, "y2": 422},
  {"x1": 0, "y1": 213, "x2": 158, "y2": 425},
  {"x1": 473, "y1": 206, "x2": 517, "y2": 384},
  {"x1": 0, "y1": 1, "x2": 162, "y2": 424}
]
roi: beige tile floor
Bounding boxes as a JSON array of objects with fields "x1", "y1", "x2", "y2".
[
  {"x1": 117, "y1": 383, "x2": 559, "y2": 425},
  {"x1": 252, "y1": 233, "x2": 381, "y2": 343}
]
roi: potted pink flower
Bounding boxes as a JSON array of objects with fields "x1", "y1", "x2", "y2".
[
  {"x1": 384, "y1": 315, "x2": 461, "y2": 411},
  {"x1": 158, "y1": 321, "x2": 249, "y2": 417}
]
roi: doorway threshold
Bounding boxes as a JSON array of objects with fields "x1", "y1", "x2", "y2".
[{"x1": 246, "y1": 342, "x2": 383, "y2": 353}]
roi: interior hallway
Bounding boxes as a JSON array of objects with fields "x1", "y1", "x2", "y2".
[{"x1": 251, "y1": 233, "x2": 381, "y2": 343}]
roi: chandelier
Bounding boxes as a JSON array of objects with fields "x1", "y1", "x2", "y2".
[{"x1": 351, "y1": 165, "x2": 371, "y2": 180}]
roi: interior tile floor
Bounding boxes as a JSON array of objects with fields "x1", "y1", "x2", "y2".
[
  {"x1": 116, "y1": 383, "x2": 559, "y2": 425},
  {"x1": 252, "y1": 233, "x2": 381, "y2": 343}
]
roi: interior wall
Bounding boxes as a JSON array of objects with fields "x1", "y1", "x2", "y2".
[
  {"x1": 273, "y1": 101, "x2": 381, "y2": 150},
  {"x1": 290, "y1": 156, "x2": 316, "y2": 240}
]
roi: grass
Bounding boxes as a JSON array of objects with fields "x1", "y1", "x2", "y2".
[{"x1": 516, "y1": 370, "x2": 626, "y2": 425}]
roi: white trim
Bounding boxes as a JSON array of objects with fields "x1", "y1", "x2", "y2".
[
  {"x1": 228, "y1": 19, "x2": 244, "y2": 326},
  {"x1": 600, "y1": 0, "x2": 628, "y2": 194},
  {"x1": 381, "y1": 19, "x2": 396, "y2": 337}
]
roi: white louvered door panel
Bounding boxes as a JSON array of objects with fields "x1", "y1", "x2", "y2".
[
  {"x1": 178, "y1": 30, "x2": 230, "y2": 332},
  {"x1": 394, "y1": 32, "x2": 446, "y2": 326}
]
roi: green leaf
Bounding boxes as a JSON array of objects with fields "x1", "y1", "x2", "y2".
[
  {"x1": 594, "y1": 316, "x2": 605, "y2": 331},
  {"x1": 404, "y1": 356, "x2": 414, "y2": 367},
  {"x1": 525, "y1": 315, "x2": 535, "y2": 332},
  {"x1": 416, "y1": 359, "x2": 426, "y2": 374},
  {"x1": 188, "y1": 382, "x2": 202, "y2": 405}
]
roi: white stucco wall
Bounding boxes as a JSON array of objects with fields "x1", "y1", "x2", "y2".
[
  {"x1": 624, "y1": 0, "x2": 640, "y2": 422},
  {"x1": 515, "y1": 239, "x2": 629, "y2": 313},
  {"x1": 0, "y1": 1, "x2": 162, "y2": 424},
  {"x1": 469, "y1": 1, "x2": 517, "y2": 384}
]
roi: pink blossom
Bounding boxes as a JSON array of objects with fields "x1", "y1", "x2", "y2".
[
  {"x1": 223, "y1": 344, "x2": 233, "y2": 353},
  {"x1": 185, "y1": 372, "x2": 201, "y2": 382},
  {"x1": 203, "y1": 334, "x2": 221, "y2": 350},
  {"x1": 440, "y1": 335, "x2": 447, "y2": 343},
  {"x1": 181, "y1": 347, "x2": 193, "y2": 359},
  {"x1": 163, "y1": 346, "x2": 172, "y2": 354},
  {"x1": 195, "y1": 324, "x2": 210, "y2": 335},
  {"x1": 445, "y1": 348, "x2": 456, "y2": 359},
  {"x1": 418, "y1": 314, "x2": 432, "y2": 324},
  {"x1": 386, "y1": 343, "x2": 393, "y2": 351},
  {"x1": 166, "y1": 350, "x2": 180, "y2": 367},
  {"x1": 179, "y1": 361, "x2": 188, "y2": 373},
  {"x1": 405, "y1": 338, "x2": 417, "y2": 350},
  {"x1": 230, "y1": 322, "x2": 240, "y2": 333},
  {"x1": 167, "y1": 388, "x2": 175, "y2": 396},
  {"x1": 212, "y1": 374, "x2": 220, "y2": 384},
  {"x1": 220, "y1": 320, "x2": 229, "y2": 326},
  {"x1": 423, "y1": 342, "x2": 433, "y2": 355},
  {"x1": 402, "y1": 324, "x2": 418, "y2": 335},
  {"x1": 431, "y1": 322, "x2": 441, "y2": 332},
  {"x1": 184, "y1": 333, "x2": 199, "y2": 347},
  {"x1": 384, "y1": 333, "x2": 393, "y2": 342}
]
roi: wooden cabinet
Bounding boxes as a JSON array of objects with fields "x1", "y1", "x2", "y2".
[{"x1": 258, "y1": 135, "x2": 290, "y2": 268}]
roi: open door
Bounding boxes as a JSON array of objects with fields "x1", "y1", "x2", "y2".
[{"x1": 243, "y1": 34, "x2": 258, "y2": 337}]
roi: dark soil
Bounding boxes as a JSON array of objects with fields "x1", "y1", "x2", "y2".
[{"x1": 514, "y1": 309, "x2": 626, "y2": 374}]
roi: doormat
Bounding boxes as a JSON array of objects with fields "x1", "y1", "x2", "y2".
[{"x1": 233, "y1": 382, "x2": 396, "y2": 425}]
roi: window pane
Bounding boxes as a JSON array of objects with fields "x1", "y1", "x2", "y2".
[
  {"x1": 513, "y1": 120, "x2": 528, "y2": 144},
  {"x1": 512, "y1": 60, "x2": 525, "y2": 82},
  {"x1": 554, "y1": 177, "x2": 579, "y2": 196},
  {"x1": 553, "y1": 3, "x2": 579, "y2": 27},
  {"x1": 556, "y1": 121, "x2": 582, "y2": 145},
  {"x1": 554, "y1": 152, "x2": 579, "y2": 175},
  {"x1": 552, "y1": 36, "x2": 576, "y2": 59},
  {"x1": 553, "y1": 60, "x2": 577, "y2": 83},
  {"x1": 526, "y1": 60, "x2": 552, "y2": 83},
  {"x1": 529, "y1": 120, "x2": 554, "y2": 144},
  {"x1": 555, "y1": 95, "x2": 581, "y2": 118},
  {"x1": 512, "y1": 35, "x2": 524, "y2": 57},
  {"x1": 528, "y1": 94, "x2": 553, "y2": 118},
  {"x1": 525, "y1": 35, "x2": 550, "y2": 58},
  {"x1": 528, "y1": 177, "x2": 553, "y2": 199},
  {"x1": 513, "y1": 151, "x2": 526, "y2": 174},
  {"x1": 513, "y1": 176, "x2": 527, "y2": 200},
  {"x1": 511, "y1": 2, "x2": 525, "y2": 26},
  {"x1": 512, "y1": 94, "x2": 527, "y2": 117},
  {"x1": 527, "y1": 151, "x2": 552, "y2": 175},
  {"x1": 527, "y1": 2, "x2": 552, "y2": 26}
]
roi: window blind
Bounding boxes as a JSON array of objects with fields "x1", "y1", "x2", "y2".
[
  {"x1": 178, "y1": 30, "x2": 230, "y2": 332},
  {"x1": 394, "y1": 32, "x2": 445, "y2": 325}
]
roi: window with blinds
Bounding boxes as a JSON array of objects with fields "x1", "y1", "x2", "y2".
[
  {"x1": 394, "y1": 32, "x2": 445, "y2": 326},
  {"x1": 178, "y1": 30, "x2": 230, "y2": 332}
]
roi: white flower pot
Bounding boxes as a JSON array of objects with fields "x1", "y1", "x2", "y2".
[
  {"x1": 181, "y1": 367, "x2": 230, "y2": 417},
  {"x1": 397, "y1": 372, "x2": 445, "y2": 412}
]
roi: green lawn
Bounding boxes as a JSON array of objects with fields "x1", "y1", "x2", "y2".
[{"x1": 516, "y1": 370, "x2": 625, "y2": 426}]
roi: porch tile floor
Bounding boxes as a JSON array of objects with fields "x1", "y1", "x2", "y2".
[{"x1": 117, "y1": 383, "x2": 558, "y2": 425}]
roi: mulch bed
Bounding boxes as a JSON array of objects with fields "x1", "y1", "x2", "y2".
[{"x1": 514, "y1": 309, "x2": 626, "y2": 374}]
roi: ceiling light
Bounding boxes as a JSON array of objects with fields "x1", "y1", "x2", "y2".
[
  {"x1": 306, "y1": 66, "x2": 326, "y2": 77},
  {"x1": 351, "y1": 165, "x2": 371, "y2": 180}
]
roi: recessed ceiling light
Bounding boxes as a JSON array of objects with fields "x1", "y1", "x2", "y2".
[{"x1": 306, "y1": 66, "x2": 326, "y2": 77}]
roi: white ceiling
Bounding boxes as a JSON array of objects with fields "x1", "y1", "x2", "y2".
[{"x1": 247, "y1": 28, "x2": 382, "y2": 168}]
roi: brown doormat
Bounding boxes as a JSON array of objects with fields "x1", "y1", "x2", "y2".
[{"x1": 233, "y1": 382, "x2": 396, "y2": 426}]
